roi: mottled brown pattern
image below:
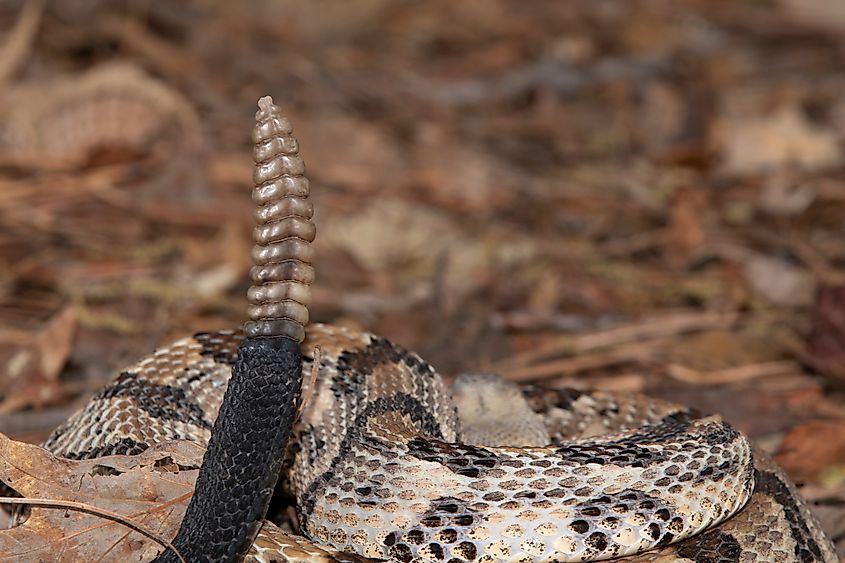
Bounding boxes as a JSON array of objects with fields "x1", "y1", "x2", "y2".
[{"x1": 36, "y1": 324, "x2": 829, "y2": 562}]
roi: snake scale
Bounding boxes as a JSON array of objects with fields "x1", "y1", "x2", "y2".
[{"x1": 32, "y1": 98, "x2": 837, "y2": 562}]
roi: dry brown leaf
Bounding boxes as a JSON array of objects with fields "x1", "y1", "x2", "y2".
[
  {"x1": 0, "y1": 306, "x2": 76, "y2": 413},
  {"x1": 718, "y1": 106, "x2": 842, "y2": 175},
  {"x1": 743, "y1": 254, "x2": 814, "y2": 307},
  {"x1": 780, "y1": 0, "x2": 845, "y2": 33},
  {"x1": 666, "y1": 187, "x2": 705, "y2": 267},
  {"x1": 0, "y1": 432, "x2": 202, "y2": 562},
  {"x1": 776, "y1": 420, "x2": 845, "y2": 484},
  {"x1": 293, "y1": 112, "x2": 404, "y2": 194},
  {"x1": 410, "y1": 127, "x2": 518, "y2": 213},
  {"x1": 806, "y1": 283, "x2": 845, "y2": 381}
]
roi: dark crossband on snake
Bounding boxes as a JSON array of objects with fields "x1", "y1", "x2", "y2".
[{"x1": 17, "y1": 97, "x2": 838, "y2": 562}]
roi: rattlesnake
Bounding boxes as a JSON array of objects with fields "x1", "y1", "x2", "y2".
[{"x1": 27, "y1": 98, "x2": 839, "y2": 561}]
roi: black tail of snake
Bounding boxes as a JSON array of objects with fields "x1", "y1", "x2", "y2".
[{"x1": 153, "y1": 96, "x2": 313, "y2": 563}]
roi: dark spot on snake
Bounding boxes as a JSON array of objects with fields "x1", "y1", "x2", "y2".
[
  {"x1": 543, "y1": 488, "x2": 568, "y2": 499},
  {"x1": 338, "y1": 337, "x2": 434, "y2": 383},
  {"x1": 428, "y1": 543, "x2": 444, "y2": 560},
  {"x1": 585, "y1": 531, "x2": 608, "y2": 552},
  {"x1": 438, "y1": 502, "x2": 459, "y2": 513},
  {"x1": 407, "y1": 438, "x2": 499, "y2": 478},
  {"x1": 662, "y1": 410, "x2": 696, "y2": 424},
  {"x1": 184, "y1": 369, "x2": 208, "y2": 384},
  {"x1": 514, "y1": 491, "x2": 536, "y2": 499},
  {"x1": 655, "y1": 508, "x2": 671, "y2": 521},
  {"x1": 646, "y1": 522, "x2": 661, "y2": 540},
  {"x1": 421, "y1": 515, "x2": 443, "y2": 527},
  {"x1": 92, "y1": 371, "x2": 212, "y2": 430},
  {"x1": 355, "y1": 486, "x2": 372, "y2": 496},
  {"x1": 580, "y1": 506, "x2": 601, "y2": 517},
  {"x1": 384, "y1": 532, "x2": 397, "y2": 546},
  {"x1": 499, "y1": 459, "x2": 524, "y2": 468},
  {"x1": 755, "y1": 468, "x2": 825, "y2": 562},
  {"x1": 555, "y1": 442, "x2": 662, "y2": 467},
  {"x1": 656, "y1": 532, "x2": 674, "y2": 547},
  {"x1": 602, "y1": 516, "x2": 618, "y2": 526},
  {"x1": 454, "y1": 515, "x2": 474, "y2": 526},
  {"x1": 60, "y1": 436, "x2": 149, "y2": 460},
  {"x1": 483, "y1": 491, "x2": 505, "y2": 502},
  {"x1": 440, "y1": 528, "x2": 458, "y2": 543},
  {"x1": 700, "y1": 423, "x2": 740, "y2": 446},
  {"x1": 300, "y1": 392, "x2": 444, "y2": 516},
  {"x1": 406, "y1": 530, "x2": 425, "y2": 545},
  {"x1": 389, "y1": 543, "x2": 413, "y2": 562},
  {"x1": 598, "y1": 405, "x2": 619, "y2": 417},
  {"x1": 676, "y1": 529, "x2": 741, "y2": 562},
  {"x1": 569, "y1": 520, "x2": 590, "y2": 534},
  {"x1": 547, "y1": 388, "x2": 587, "y2": 410},
  {"x1": 668, "y1": 516, "x2": 684, "y2": 533},
  {"x1": 194, "y1": 331, "x2": 241, "y2": 365},
  {"x1": 454, "y1": 541, "x2": 477, "y2": 560}
]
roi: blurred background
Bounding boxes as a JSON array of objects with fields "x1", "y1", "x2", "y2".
[{"x1": 0, "y1": 0, "x2": 844, "y2": 555}]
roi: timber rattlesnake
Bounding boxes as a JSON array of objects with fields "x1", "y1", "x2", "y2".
[{"x1": 33, "y1": 98, "x2": 839, "y2": 561}]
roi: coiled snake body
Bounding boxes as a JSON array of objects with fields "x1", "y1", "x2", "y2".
[{"x1": 36, "y1": 99, "x2": 838, "y2": 561}]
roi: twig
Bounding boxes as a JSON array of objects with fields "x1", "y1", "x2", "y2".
[
  {"x1": 492, "y1": 310, "x2": 739, "y2": 371},
  {"x1": 665, "y1": 360, "x2": 800, "y2": 385},
  {"x1": 499, "y1": 341, "x2": 658, "y2": 382},
  {"x1": 0, "y1": 0, "x2": 43, "y2": 85}
]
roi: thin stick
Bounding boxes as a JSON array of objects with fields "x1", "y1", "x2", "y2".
[
  {"x1": 491, "y1": 310, "x2": 738, "y2": 371},
  {"x1": 500, "y1": 341, "x2": 659, "y2": 382},
  {"x1": 665, "y1": 360, "x2": 799, "y2": 385}
]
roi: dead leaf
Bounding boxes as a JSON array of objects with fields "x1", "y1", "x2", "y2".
[
  {"x1": 758, "y1": 174, "x2": 816, "y2": 217},
  {"x1": 666, "y1": 187, "x2": 706, "y2": 267},
  {"x1": 0, "y1": 306, "x2": 77, "y2": 413},
  {"x1": 776, "y1": 420, "x2": 845, "y2": 484},
  {"x1": 780, "y1": 0, "x2": 845, "y2": 33},
  {"x1": 293, "y1": 112, "x2": 404, "y2": 194},
  {"x1": 806, "y1": 283, "x2": 845, "y2": 380},
  {"x1": 410, "y1": 125, "x2": 518, "y2": 212},
  {"x1": 743, "y1": 254, "x2": 814, "y2": 306},
  {"x1": 718, "y1": 106, "x2": 842, "y2": 175},
  {"x1": 0, "y1": 432, "x2": 201, "y2": 562}
]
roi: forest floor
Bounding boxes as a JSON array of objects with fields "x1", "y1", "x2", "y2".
[{"x1": 1, "y1": 0, "x2": 845, "y2": 558}]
